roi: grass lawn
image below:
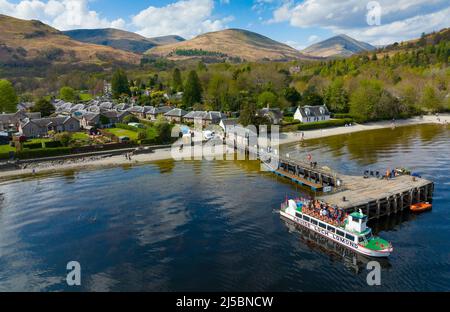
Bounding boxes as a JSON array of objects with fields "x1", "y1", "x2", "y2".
[
  {"x1": 79, "y1": 93, "x2": 93, "y2": 101},
  {"x1": 106, "y1": 128, "x2": 139, "y2": 140},
  {"x1": 0, "y1": 144, "x2": 15, "y2": 153},
  {"x1": 28, "y1": 138, "x2": 52, "y2": 144},
  {"x1": 71, "y1": 132, "x2": 90, "y2": 141}
]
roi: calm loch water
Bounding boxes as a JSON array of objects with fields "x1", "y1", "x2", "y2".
[{"x1": 0, "y1": 124, "x2": 449, "y2": 291}]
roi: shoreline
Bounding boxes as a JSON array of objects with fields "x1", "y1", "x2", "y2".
[{"x1": 0, "y1": 115, "x2": 449, "y2": 181}]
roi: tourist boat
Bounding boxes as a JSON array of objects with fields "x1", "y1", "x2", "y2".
[
  {"x1": 410, "y1": 202, "x2": 432, "y2": 212},
  {"x1": 280, "y1": 198, "x2": 393, "y2": 257}
]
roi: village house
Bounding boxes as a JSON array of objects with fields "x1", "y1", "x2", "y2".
[
  {"x1": 164, "y1": 108, "x2": 187, "y2": 123},
  {"x1": 256, "y1": 107, "x2": 284, "y2": 125},
  {"x1": 115, "y1": 103, "x2": 130, "y2": 112},
  {"x1": 183, "y1": 111, "x2": 227, "y2": 126},
  {"x1": 19, "y1": 116, "x2": 80, "y2": 138},
  {"x1": 127, "y1": 106, "x2": 153, "y2": 119},
  {"x1": 146, "y1": 106, "x2": 172, "y2": 120},
  {"x1": 294, "y1": 105, "x2": 331, "y2": 123},
  {"x1": 80, "y1": 110, "x2": 130, "y2": 129},
  {"x1": 80, "y1": 112, "x2": 100, "y2": 129},
  {"x1": 0, "y1": 111, "x2": 42, "y2": 132},
  {"x1": 219, "y1": 119, "x2": 238, "y2": 132},
  {"x1": 101, "y1": 110, "x2": 131, "y2": 127}
]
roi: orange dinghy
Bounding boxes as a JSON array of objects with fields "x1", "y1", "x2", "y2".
[{"x1": 410, "y1": 202, "x2": 432, "y2": 212}]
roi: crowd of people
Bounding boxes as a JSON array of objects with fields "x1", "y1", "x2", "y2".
[
  {"x1": 364, "y1": 168, "x2": 411, "y2": 180},
  {"x1": 302, "y1": 199, "x2": 347, "y2": 227}
]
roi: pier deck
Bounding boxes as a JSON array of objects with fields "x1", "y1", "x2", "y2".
[
  {"x1": 269, "y1": 155, "x2": 433, "y2": 220},
  {"x1": 227, "y1": 137, "x2": 434, "y2": 220},
  {"x1": 317, "y1": 174, "x2": 434, "y2": 219}
]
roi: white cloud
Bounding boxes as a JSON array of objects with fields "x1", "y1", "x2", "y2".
[
  {"x1": 284, "y1": 40, "x2": 305, "y2": 50},
  {"x1": 131, "y1": 0, "x2": 233, "y2": 39},
  {"x1": 0, "y1": 0, "x2": 127, "y2": 30},
  {"x1": 308, "y1": 35, "x2": 320, "y2": 43},
  {"x1": 269, "y1": 0, "x2": 450, "y2": 44},
  {"x1": 342, "y1": 6, "x2": 450, "y2": 45}
]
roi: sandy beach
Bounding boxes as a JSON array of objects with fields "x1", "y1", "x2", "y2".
[{"x1": 0, "y1": 114, "x2": 448, "y2": 181}]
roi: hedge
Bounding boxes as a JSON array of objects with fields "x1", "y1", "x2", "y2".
[
  {"x1": 139, "y1": 138, "x2": 158, "y2": 145},
  {"x1": 44, "y1": 141, "x2": 63, "y2": 148},
  {"x1": 16, "y1": 147, "x2": 73, "y2": 159},
  {"x1": 332, "y1": 113, "x2": 353, "y2": 119},
  {"x1": 23, "y1": 142, "x2": 43, "y2": 149},
  {"x1": 297, "y1": 118, "x2": 354, "y2": 131}
]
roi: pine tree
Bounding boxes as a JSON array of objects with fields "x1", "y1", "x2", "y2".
[
  {"x1": 0, "y1": 79, "x2": 18, "y2": 113},
  {"x1": 182, "y1": 70, "x2": 202, "y2": 108},
  {"x1": 172, "y1": 68, "x2": 183, "y2": 92},
  {"x1": 111, "y1": 69, "x2": 130, "y2": 99}
]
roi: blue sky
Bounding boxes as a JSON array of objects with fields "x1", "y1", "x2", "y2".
[{"x1": 1, "y1": 0, "x2": 449, "y2": 48}]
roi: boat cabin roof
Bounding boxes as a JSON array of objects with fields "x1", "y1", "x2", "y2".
[{"x1": 350, "y1": 212, "x2": 367, "y2": 220}]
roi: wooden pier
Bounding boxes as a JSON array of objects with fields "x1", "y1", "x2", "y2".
[
  {"x1": 225, "y1": 131, "x2": 434, "y2": 220},
  {"x1": 268, "y1": 155, "x2": 434, "y2": 220}
]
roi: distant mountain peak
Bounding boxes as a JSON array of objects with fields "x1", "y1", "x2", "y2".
[
  {"x1": 63, "y1": 28, "x2": 185, "y2": 54},
  {"x1": 302, "y1": 34, "x2": 375, "y2": 58},
  {"x1": 146, "y1": 28, "x2": 315, "y2": 62}
]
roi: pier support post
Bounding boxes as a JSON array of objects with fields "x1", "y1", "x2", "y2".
[
  {"x1": 393, "y1": 195, "x2": 398, "y2": 214},
  {"x1": 376, "y1": 200, "x2": 381, "y2": 219},
  {"x1": 386, "y1": 197, "x2": 391, "y2": 216}
]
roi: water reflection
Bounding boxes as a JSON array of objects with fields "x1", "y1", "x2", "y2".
[
  {"x1": 281, "y1": 218, "x2": 392, "y2": 275},
  {"x1": 0, "y1": 124, "x2": 449, "y2": 291}
]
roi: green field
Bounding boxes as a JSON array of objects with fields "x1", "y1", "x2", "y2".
[
  {"x1": 71, "y1": 132, "x2": 90, "y2": 141},
  {"x1": 0, "y1": 144, "x2": 14, "y2": 153},
  {"x1": 79, "y1": 93, "x2": 93, "y2": 101},
  {"x1": 105, "y1": 128, "x2": 139, "y2": 140}
]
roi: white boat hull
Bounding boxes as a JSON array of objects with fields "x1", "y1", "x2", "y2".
[{"x1": 280, "y1": 211, "x2": 392, "y2": 258}]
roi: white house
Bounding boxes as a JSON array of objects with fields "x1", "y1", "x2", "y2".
[{"x1": 294, "y1": 105, "x2": 331, "y2": 123}]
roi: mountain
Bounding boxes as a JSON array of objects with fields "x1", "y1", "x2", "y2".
[
  {"x1": 302, "y1": 34, "x2": 376, "y2": 58},
  {"x1": 63, "y1": 28, "x2": 185, "y2": 53},
  {"x1": 146, "y1": 28, "x2": 314, "y2": 62},
  {"x1": 0, "y1": 14, "x2": 140, "y2": 68}
]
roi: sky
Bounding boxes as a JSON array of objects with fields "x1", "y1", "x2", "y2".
[{"x1": 0, "y1": 0, "x2": 449, "y2": 49}]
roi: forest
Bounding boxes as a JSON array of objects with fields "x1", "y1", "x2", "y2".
[{"x1": 2, "y1": 29, "x2": 449, "y2": 123}]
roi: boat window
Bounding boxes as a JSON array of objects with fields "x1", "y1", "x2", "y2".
[
  {"x1": 336, "y1": 230, "x2": 345, "y2": 237},
  {"x1": 296, "y1": 212, "x2": 302, "y2": 219},
  {"x1": 345, "y1": 233, "x2": 355, "y2": 241},
  {"x1": 311, "y1": 219, "x2": 318, "y2": 225},
  {"x1": 327, "y1": 225, "x2": 335, "y2": 233},
  {"x1": 319, "y1": 222, "x2": 326, "y2": 229},
  {"x1": 303, "y1": 215, "x2": 310, "y2": 222}
]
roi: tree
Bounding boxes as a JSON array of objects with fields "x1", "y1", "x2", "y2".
[
  {"x1": 54, "y1": 132, "x2": 72, "y2": 147},
  {"x1": 0, "y1": 79, "x2": 18, "y2": 113},
  {"x1": 257, "y1": 91, "x2": 278, "y2": 108},
  {"x1": 349, "y1": 79, "x2": 384, "y2": 122},
  {"x1": 59, "y1": 87, "x2": 77, "y2": 102},
  {"x1": 123, "y1": 115, "x2": 140, "y2": 124},
  {"x1": 239, "y1": 95, "x2": 257, "y2": 127},
  {"x1": 301, "y1": 86, "x2": 323, "y2": 106},
  {"x1": 100, "y1": 115, "x2": 110, "y2": 125},
  {"x1": 182, "y1": 70, "x2": 202, "y2": 108},
  {"x1": 172, "y1": 68, "x2": 183, "y2": 92},
  {"x1": 31, "y1": 98, "x2": 55, "y2": 117},
  {"x1": 283, "y1": 87, "x2": 301, "y2": 107},
  {"x1": 421, "y1": 86, "x2": 442, "y2": 112},
  {"x1": 154, "y1": 116, "x2": 171, "y2": 143},
  {"x1": 111, "y1": 69, "x2": 130, "y2": 99},
  {"x1": 323, "y1": 79, "x2": 349, "y2": 113}
]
